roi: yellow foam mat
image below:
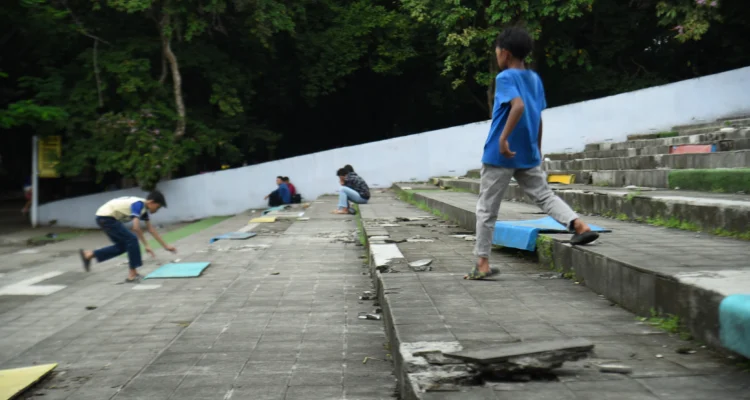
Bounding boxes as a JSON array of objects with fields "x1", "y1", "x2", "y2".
[
  {"x1": 249, "y1": 217, "x2": 277, "y2": 223},
  {"x1": 547, "y1": 174, "x2": 575, "y2": 184},
  {"x1": 0, "y1": 363, "x2": 57, "y2": 400}
]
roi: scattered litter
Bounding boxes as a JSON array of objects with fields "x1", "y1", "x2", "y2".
[
  {"x1": 597, "y1": 363, "x2": 632, "y2": 374},
  {"x1": 379, "y1": 223, "x2": 400, "y2": 227},
  {"x1": 676, "y1": 347, "x2": 696, "y2": 354},
  {"x1": 406, "y1": 235, "x2": 435, "y2": 243},
  {"x1": 16, "y1": 249, "x2": 39, "y2": 255},
  {"x1": 133, "y1": 284, "x2": 162, "y2": 290},
  {"x1": 362, "y1": 356, "x2": 385, "y2": 364},
  {"x1": 270, "y1": 272, "x2": 280, "y2": 275},
  {"x1": 144, "y1": 262, "x2": 211, "y2": 279},
  {"x1": 450, "y1": 234, "x2": 476, "y2": 241},
  {"x1": 360, "y1": 291, "x2": 375, "y2": 300},
  {"x1": 408, "y1": 259, "x2": 433, "y2": 268},
  {"x1": 396, "y1": 216, "x2": 435, "y2": 222},
  {"x1": 172, "y1": 258, "x2": 181, "y2": 263},
  {"x1": 358, "y1": 312, "x2": 382, "y2": 321},
  {"x1": 655, "y1": 354, "x2": 664, "y2": 358},
  {"x1": 401, "y1": 187, "x2": 413, "y2": 190},
  {"x1": 297, "y1": 217, "x2": 310, "y2": 221},
  {"x1": 85, "y1": 306, "x2": 97, "y2": 310}
]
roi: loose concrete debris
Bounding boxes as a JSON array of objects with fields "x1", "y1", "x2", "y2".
[
  {"x1": 358, "y1": 312, "x2": 382, "y2": 321},
  {"x1": 315, "y1": 231, "x2": 357, "y2": 244},
  {"x1": 85, "y1": 306, "x2": 97, "y2": 310},
  {"x1": 450, "y1": 234, "x2": 476, "y2": 241},
  {"x1": 597, "y1": 363, "x2": 632, "y2": 374},
  {"x1": 409, "y1": 259, "x2": 433, "y2": 272},
  {"x1": 397, "y1": 216, "x2": 436, "y2": 222},
  {"x1": 360, "y1": 291, "x2": 375, "y2": 300},
  {"x1": 443, "y1": 338, "x2": 594, "y2": 374},
  {"x1": 406, "y1": 235, "x2": 435, "y2": 243}
]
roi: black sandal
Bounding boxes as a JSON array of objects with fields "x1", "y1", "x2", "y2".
[{"x1": 570, "y1": 231, "x2": 599, "y2": 245}]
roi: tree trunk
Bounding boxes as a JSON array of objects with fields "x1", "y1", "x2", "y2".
[{"x1": 160, "y1": 14, "x2": 186, "y2": 137}]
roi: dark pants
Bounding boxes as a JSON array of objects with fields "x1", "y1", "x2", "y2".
[
  {"x1": 291, "y1": 194, "x2": 302, "y2": 204},
  {"x1": 268, "y1": 192, "x2": 283, "y2": 207},
  {"x1": 93, "y1": 216, "x2": 142, "y2": 269}
]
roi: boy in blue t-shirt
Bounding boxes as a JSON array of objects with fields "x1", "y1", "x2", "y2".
[{"x1": 466, "y1": 27, "x2": 598, "y2": 280}]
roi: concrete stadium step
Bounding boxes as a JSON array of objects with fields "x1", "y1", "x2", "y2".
[
  {"x1": 389, "y1": 185, "x2": 750, "y2": 362},
  {"x1": 434, "y1": 178, "x2": 750, "y2": 237},
  {"x1": 584, "y1": 127, "x2": 750, "y2": 152},
  {"x1": 548, "y1": 137, "x2": 750, "y2": 161},
  {"x1": 543, "y1": 150, "x2": 750, "y2": 171},
  {"x1": 360, "y1": 191, "x2": 750, "y2": 399},
  {"x1": 674, "y1": 118, "x2": 750, "y2": 136}
]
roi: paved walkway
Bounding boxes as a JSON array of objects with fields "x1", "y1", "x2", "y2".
[
  {"x1": 360, "y1": 191, "x2": 749, "y2": 400},
  {"x1": 0, "y1": 197, "x2": 395, "y2": 400}
]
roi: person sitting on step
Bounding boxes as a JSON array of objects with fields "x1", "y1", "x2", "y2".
[{"x1": 333, "y1": 166, "x2": 370, "y2": 215}]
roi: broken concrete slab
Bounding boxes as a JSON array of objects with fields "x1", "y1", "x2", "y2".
[{"x1": 443, "y1": 338, "x2": 594, "y2": 372}]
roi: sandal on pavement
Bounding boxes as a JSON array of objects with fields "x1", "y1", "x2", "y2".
[
  {"x1": 570, "y1": 231, "x2": 599, "y2": 245},
  {"x1": 464, "y1": 265, "x2": 500, "y2": 280}
]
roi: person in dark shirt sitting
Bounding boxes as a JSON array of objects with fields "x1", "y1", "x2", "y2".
[
  {"x1": 264, "y1": 176, "x2": 291, "y2": 207},
  {"x1": 333, "y1": 166, "x2": 370, "y2": 214}
]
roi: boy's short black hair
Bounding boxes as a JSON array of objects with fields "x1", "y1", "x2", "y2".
[
  {"x1": 336, "y1": 168, "x2": 348, "y2": 177},
  {"x1": 276, "y1": 176, "x2": 283, "y2": 180},
  {"x1": 343, "y1": 165, "x2": 354, "y2": 173},
  {"x1": 495, "y1": 26, "x2": 533, "y2": 60},
  {"x1": 282, "y1": 177, "x2": 290, "y2": 182},
  {"x1": 147, "y1": 190, "x2": 167, "y2": 208}
]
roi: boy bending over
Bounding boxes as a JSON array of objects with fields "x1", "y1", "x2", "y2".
[{"x1": 80, "y1": 191, "x2": 176, "y2": 283}]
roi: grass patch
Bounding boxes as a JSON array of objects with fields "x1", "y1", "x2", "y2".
[
  {"x1": 646, "y1": 216, "x2": 701, "y2": 232},
  {"x1": 535, "y1": 235, "x2": 556, "y2": 271},
  {"x1": 616, "y1": 213, "x2": 629, "y2": 221},
  {"x1": 712, "y1": 228, "x2": 750, "y2": 241},
  {"x1": 625, "y1": 189, "x2": 642, "y2": 203},
  {"x1": 141, "y1": 216, "x2": 231, "y2": 250},
  {"x1": 354, "y1": 204, "x2": 366, "y2": 246},
  {"x1": 396, "y1": 189, "x2": 451, "y2": 220},
  {"x1": 668, "y1": 169, "x2": 750, "y2": 193},
  {"x1": 642, "y1": 309, "x2": 693, "y2": 340}
]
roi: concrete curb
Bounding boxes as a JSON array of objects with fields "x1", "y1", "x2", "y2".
[
  {"x1": 436, "y1": 178, "x2": 750, "y2": 237},
  {"x1": 543, "y1": 150, "x2": 750, "y2": 171},
  {"x1": 390, "y1": 183, "x2": 750, "y2": 360}
]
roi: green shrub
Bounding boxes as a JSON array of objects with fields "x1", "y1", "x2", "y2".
[{"x1": 668, "y1": 169, "x2": 750, "y2": 193}]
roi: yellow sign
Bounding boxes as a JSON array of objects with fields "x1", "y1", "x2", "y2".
[{"x1": 38, "y1": 136, "x2": 61, "y2": 178}]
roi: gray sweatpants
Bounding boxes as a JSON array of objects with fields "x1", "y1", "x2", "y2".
[{"x1": 474, "y1": 164, "x2": 578, "y2": 258}]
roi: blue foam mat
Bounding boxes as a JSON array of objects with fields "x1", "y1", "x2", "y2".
[
  {"x1": 144, "y1": 262, "x2": 211, "y2": 279},
  {"x1": 493, "y1": 216, "x2": 609, "y2": 251},
  {"x1": 209, "y1": 232, "x2": 257, "y2": 243}
]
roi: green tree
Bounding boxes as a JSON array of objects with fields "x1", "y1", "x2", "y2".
[{"x1": 401, "y1": 0, "x2": 594, "y2": 116}]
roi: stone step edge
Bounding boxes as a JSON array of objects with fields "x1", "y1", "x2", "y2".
[
  {"x1": 356, "y1": 205, "x2": 427, "y2": 400},
  {"x1": 586, "y1": 128, "x2": 750, "y2": 152},
  {"x1": 543, "y1": 149, "x2": 750, "y2": 170},
  {"x1": 433, "y1": 178, "x2": 750, "y2": 239},
  {"x1": 548, "y1": 138, "x2": 750, "y2": 161},
  {"x1": 389, "y1": 184, "x2": 744, "y2": 361}
]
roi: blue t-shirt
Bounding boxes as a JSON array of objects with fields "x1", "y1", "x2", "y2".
[
  {"x1": 481, "y1": 69, "x2": 547, "y2": 169},
  {"x1": 277, "y1": 183, "x2": 291, "y2": 204}
]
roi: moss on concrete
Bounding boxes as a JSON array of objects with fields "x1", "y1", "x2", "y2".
[{"x1": 668, "y1": 169, "x2": 750, "y2": 193}]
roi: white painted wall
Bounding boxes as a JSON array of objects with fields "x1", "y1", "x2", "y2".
[{"x1": 40, "y1": 66, "x2": 750, "y2": 228}]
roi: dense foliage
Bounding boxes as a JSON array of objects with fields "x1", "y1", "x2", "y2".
[{"x1": 1, "y1": 0, "x2": 747, "y2": 190}]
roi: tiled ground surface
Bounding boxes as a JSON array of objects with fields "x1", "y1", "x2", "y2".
[
  {"x1": 1, "y1": 197, "x2": 395, "y2": 400},
  {"x1": 361, "y1": 191, "x2": 750, "y2": 400}
]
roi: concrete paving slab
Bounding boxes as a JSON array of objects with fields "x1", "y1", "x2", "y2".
[
  {"x1": 360, "y1": 191, "x2": 750, "y2": 400},
  {"x1": 0, "y1": 197, "x2": 395, "y2": 399}
]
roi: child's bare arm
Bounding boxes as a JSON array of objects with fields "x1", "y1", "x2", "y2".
[
  {"x1": 500, "y1": 97, "x2": 525, "y2": 141},
  {"x1": 146, "y1": 221, "x2": 175, "y2": 252},
  {"x1": 499, "y1": 97, "x2": 525, "y2": 158}
]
